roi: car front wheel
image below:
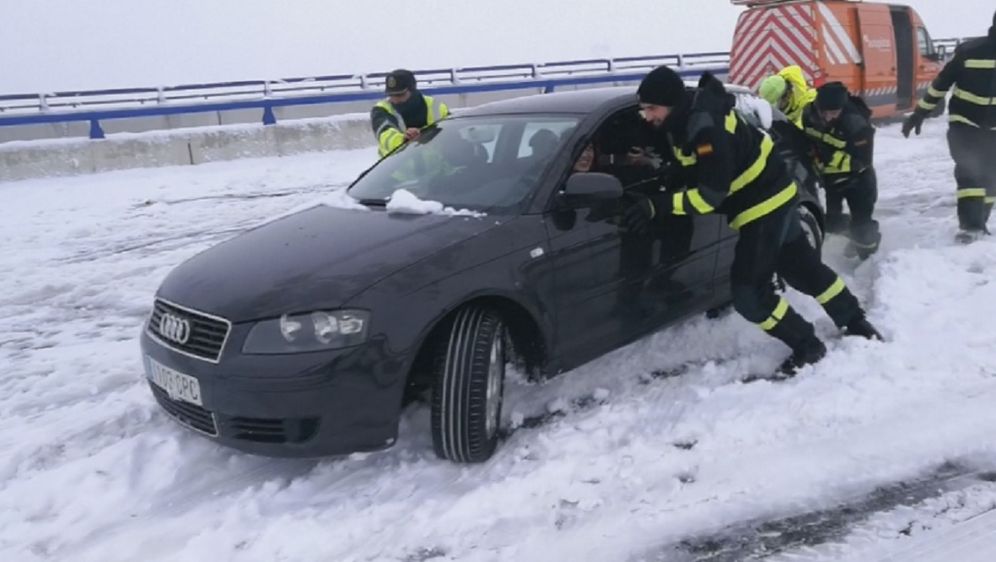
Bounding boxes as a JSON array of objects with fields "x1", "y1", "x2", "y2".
[{"x1": 430, "y1": 306, "x2": 505, "y2": 463}]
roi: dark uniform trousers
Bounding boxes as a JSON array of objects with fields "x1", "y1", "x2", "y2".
[
  {"x1": 948, "y1": 124, "x2": 996, "y2": 231},
  {"x1": 824, "y1": 168, "x2": 880, "y2": 245},
  {"x1": 731, "y1": 202, "x2": 862, "y2": 350}
]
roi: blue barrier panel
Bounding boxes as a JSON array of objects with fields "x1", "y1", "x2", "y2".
[{"x1": 0, "y1": 65, "x2": 727, "y2": 139}]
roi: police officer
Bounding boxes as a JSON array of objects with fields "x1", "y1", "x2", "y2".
[
  {"x1": 758, "y1": 65, "x2": 817, "y2": 129},
  {"x1": 903, "y1": 11, "x2": 996, "y2": 243},
  {"x1": 370, "y1": 69, "x2": 450, "y2": 158},
  {"x1": 625, "y1": 66, "x2": 881, "y2": 374},
  {"x1": 803, "y1": 82, "x2": 880, "y2": 258}
]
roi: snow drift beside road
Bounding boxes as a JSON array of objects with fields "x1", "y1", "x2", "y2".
[{"x1": 2, "y1": 125, "x2": 996, "y2": 561}]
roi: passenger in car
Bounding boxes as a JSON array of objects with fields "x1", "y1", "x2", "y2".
[{"x1": 627, "y1": 66, "x2": 882, "y2": 374}]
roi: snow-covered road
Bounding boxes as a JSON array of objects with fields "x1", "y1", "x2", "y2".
[{"x1": 3, "y1": 125, "x2": 996, "y2": 562}]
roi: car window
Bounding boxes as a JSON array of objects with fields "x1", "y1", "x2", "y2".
[
  {"x1": 348, "y1": 115, "x2": 581, "y2": 213},
  {"x1": 917, "y1": 27, "x2": 934, "y2": 57},
  {"x1": 517, "y1": 121, "x2": 580, "y2": 158}
]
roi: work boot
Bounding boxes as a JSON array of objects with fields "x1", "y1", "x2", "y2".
[
  {"x1": 844, "y1": 314, "x2": 883, "y2": 341},
  {"x1": 779, "y1": 336, "x2": 827, "y2": 375},
  {"x1": 825, "y1": 213, "x2": 851, "y2": 235},
  {"x1": 844, "y1": 221, "x2": 881, "y2": 259},
  {"x1": 844, "y1": 234, "x2": 882, "y2": 260},
  {"x1": 955, "y1": 228, "x2": 988, "y2": 245}
]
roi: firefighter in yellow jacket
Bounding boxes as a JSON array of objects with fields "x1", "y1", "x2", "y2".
[
  {"x1": 625, "y1": 67, "x2": 881, "y2": 374},
  {"x1": 902, "y1": 11, "x2": 996, "y2": 243},
  {"x1": 758, "y1": 65, "x2": 818, "y2": 128},
  {"x1": 371, "y1": 69, "x2": 450, "y2": 158}
]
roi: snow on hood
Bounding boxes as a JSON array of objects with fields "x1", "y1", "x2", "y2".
[{"x1": 386, "y1": 189, "x2": 485, "y2": 217}]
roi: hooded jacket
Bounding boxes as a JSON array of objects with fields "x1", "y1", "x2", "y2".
[{"x1": 777, "y1": 65, "x2": 818, "y2": 128}]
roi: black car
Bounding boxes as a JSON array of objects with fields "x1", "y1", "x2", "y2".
[{"x1": 140, "y1": 85, "x2": 825, "y2": 463}]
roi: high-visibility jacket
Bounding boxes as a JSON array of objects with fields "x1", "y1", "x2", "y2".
[
  {"x1": 777, "y1": 65, "x2": 818, "y2": 128},
  {"x1": 802, "y1": 101, "x2": 875, "y2": 177},
  {"x1": 913, "y1": 31, "x2": 996, "y2": 130},
  {"x1": 659, "y1": 84, "x2": 798, "y2": 231},
  {"x1": 370, "y1": 95, "x2": 450, "y2": 157}
]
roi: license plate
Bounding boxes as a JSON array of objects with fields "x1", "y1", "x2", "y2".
[{"x1": 146, "y1": 357, "x2": 203, "y2": 406}]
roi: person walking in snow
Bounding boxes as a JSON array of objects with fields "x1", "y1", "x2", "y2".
[
  {"x1": 624, "y1": 66, "x2": 882, "y2": 374},
  {"x1": 803, "y1": 82, "x2": 880, "y2": 259},
  {"x1": 370, "y1": 69, "x2": 450, "y2": 158},
  {"x1": 902, "y1": 10, "x2": 996, "y2": 244}
]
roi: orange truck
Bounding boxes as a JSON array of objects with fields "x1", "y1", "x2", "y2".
[{"x1": 728, "y1": 0, "x2": 945, "y2": 118}]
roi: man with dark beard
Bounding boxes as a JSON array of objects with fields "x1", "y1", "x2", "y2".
[
  {"x1": 624, "y1": 66, "x2": 881, "y2": 374},
  {"x1": 902, "y1": 11, "x2": 996, "y2": 243},
  {"x1": 371, "y1": 69, "x2": 450, "y2": 158}
]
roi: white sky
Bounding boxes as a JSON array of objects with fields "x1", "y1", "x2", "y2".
[{"x1": 2, "y1": 0, "x2": 993, "y2": 93}]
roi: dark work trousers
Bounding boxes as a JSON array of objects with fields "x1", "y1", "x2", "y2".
[
  {"x1": 824, "y1": 169, "x2": 880, "y2": 252},
  {"x1": 948, "y1": 124, "x2": 996, "y2": 231},
  {"x1": 730, "y1": 202, "x2": 863, "y2": 351}
]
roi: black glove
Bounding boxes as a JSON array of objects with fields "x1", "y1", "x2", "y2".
[
  {"x1": 622, "y1": 192, "x2": 657, "y2": 235},
  {"x1": 901, "y1": 112, "x2": 924, "y2": 138}
]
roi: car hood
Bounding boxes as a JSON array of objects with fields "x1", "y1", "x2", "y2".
[{"x1": 157, "y1": 204, "x2": 500, "y2": 322}]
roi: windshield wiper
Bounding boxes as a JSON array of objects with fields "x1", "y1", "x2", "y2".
[{"x1": 354, "y1": 197, "x2": 388, "y2": 207}]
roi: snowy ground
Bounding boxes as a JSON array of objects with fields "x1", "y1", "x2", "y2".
[{"x1": 3, "y1": 124, "x2": 996, "y2": 562}]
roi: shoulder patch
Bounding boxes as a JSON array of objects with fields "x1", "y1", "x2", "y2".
[{"x1": 696, "y1": 143, "x2": 714, "y2": 157}]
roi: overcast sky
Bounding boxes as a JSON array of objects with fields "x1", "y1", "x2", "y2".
[{"x1": 2, "y1": 0, "x2": 993, "y2": 93}]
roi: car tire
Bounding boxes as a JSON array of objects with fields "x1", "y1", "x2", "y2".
[
  {"x1": 798, "y1": 204, "x2": 823, "y2": 254},
  {"x1": 430, "y1": 306, "x2": 505, "y2": 463}
]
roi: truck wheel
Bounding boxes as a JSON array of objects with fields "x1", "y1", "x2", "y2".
[
  {"x1": 431, "y1": 306, "x2": 505, "y2": 463},
  {"x1": 799, "y1": 204, "x2": 824, "y2": 255}
]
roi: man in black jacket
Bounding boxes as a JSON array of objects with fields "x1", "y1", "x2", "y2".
[
  {"x1": 903, "y1": 11, "x2": 996, "y2": 243},
  {"x1": 803, "y1": 82, "x2": 880, "y2": 258},
  {"x1": 625, "y1": 67, "x2": 881, "y2": 374}
]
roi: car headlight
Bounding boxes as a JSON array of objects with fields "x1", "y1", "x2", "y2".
[{"x1": 242, "y1": 310, "x2": 370, "y2": 354}]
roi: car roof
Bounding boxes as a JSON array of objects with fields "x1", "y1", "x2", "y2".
[
  {"x1": 454, "y1": 81, "x2": 754, "y2": 117},
  {"x1": 457, "y1": 86, "x2": 638, "y2": 116}
]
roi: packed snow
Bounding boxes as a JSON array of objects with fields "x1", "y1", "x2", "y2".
[
  {"x1": 385, "y1": 189, "x2": 485, "y2": 217},
  {"x1": 3, "y1": 123, "x2": 996, "y2": 561}
]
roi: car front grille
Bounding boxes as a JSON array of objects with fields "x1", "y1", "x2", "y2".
[
  {"x1": 147, "y1": 299, "x2": 230, "y2": 363},
  {"x1": 228, "y1": 416, "x2": 320, "y2": 444},
  {"x1": 150, "y1": 384, "x2": 218, "y2": 436}
]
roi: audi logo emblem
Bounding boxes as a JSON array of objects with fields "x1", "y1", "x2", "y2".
[{"x1": 159, "y1": 313, "x2": 191, "y2": 345}]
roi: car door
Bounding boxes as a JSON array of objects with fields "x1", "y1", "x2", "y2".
[{"x1": 549, "y1": 106, "x2": 725, "y2": 360}]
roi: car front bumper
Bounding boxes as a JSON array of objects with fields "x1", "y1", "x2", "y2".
[{"x1": 139, "y1": 328, "x2": 409, "y2": 458}]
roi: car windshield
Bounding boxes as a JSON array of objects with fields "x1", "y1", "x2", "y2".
[{"x1": 348, "y1": 114, "x2": 580, "y2": 212}]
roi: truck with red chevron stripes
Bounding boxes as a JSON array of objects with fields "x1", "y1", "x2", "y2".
[{"x1": 729, "y1": 0, "x2": 944, "y2": 118}]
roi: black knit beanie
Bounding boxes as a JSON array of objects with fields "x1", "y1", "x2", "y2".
[
  {"x1": 816, "y1": 82, "x2": 848, "y2": 111},
  {"x1": 638, "y1": 66, "x2": 687, "y2": 107}
]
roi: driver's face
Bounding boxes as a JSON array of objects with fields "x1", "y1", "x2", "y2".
[
  {"x1": 639, "y1": 103, "x2": 672, "y2": 128},
  {"x1": 574, "y1": 144, "x2": 595, "y2": 173}
]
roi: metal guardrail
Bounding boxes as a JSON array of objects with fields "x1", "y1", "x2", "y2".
[
  {"x1": 0, "y1": 36, "x2": 966, "y2": 140},
  {"x1": 0, "y1": 52, "x2": 729, "y2": 139}
]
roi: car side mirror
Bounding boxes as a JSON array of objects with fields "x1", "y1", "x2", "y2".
[
  {"x1": 929, "y1": 45, "x2": 946, "y2": 61},
  {"x1": 560, "y1": 173, "x2": 623, "y2": 208}
]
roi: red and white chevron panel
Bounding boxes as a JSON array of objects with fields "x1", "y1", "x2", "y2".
[
  {"x1": 730, "y1": 3, "x2": 820, "y2": 90},
  {"x1": 814, "y1": 1, "x2": 862, "y2": 66}
]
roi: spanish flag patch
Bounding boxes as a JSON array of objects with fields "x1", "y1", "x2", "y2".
[{"x1": 696, "y1": 143, "x2": 714, "y2": 156}]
